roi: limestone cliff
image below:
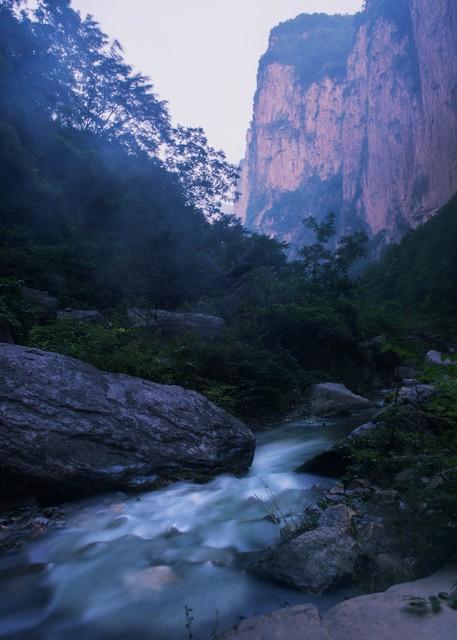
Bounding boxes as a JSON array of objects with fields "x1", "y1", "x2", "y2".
[{"x1": 236, "y1": 0, "x2": 457, "y2": 250}]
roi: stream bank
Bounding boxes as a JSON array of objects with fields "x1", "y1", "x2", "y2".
[{"x1": 0, "y1": 412, "x2": 374, "y2": 640}]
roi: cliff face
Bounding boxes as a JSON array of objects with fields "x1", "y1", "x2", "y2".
[{"x1": 236, "y1": 0, "x2": 457, "y2": 250}]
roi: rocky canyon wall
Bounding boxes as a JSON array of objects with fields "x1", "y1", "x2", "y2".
[{"x1": 236, "y1": 0, "x2": 457, "y2": 251}]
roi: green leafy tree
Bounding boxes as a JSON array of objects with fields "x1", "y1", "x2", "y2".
[
  {"x1": 165, "y1": 125, "x2": 239, "y2": 218},
  {"x1": 298, "y1": 213, "x2": 367, "y2": 299},
  {"x1": 33, "y1": 0, "x2": 170, "y2": 152}
]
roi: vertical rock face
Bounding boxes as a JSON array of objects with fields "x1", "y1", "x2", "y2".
[{"x1": 236, "y1": 1, "x2": 457, "y2": 250}]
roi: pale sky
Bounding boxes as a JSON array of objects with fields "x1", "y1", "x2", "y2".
[{"x1": 71, "y1": 1, "x2": 363, "y2": 163}]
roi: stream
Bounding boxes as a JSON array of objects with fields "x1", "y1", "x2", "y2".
[{"x1": 0, "y1": 412, "x2": 375, "y2": 640}]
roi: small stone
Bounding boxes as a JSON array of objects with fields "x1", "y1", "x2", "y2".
[
  {"x1": 33, "y1": 517, "x2": 50, "y2": 527},
  {"x1": 328, "y1": 482, "x2": 345, "y2": 495},
  {"x1": 124, "y1": 566, "x2": 177, "y2": 592},
  {"x1": 319, "y1": 505, "x2": 355, "y2": 534}
]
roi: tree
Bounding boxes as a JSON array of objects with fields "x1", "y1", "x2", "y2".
[
  {"x1": 165, "y1": 125, "x2": 239, "y2": 218},
  {"x1": 33, "y1": 0, "x2": 170, "y2": 153},
  {"x1": 298, "y1": 213, "x2": 367, "y2": 299}
]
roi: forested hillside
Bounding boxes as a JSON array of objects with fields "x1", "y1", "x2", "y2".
[
  {"x1": 1, "y1": 0, "x2": 456, "y2": 424},
  {"x1": 0, "y1": 0, "x2": 371, "y2": 420},
  {"x1": 364, "y1": 195, "x2": 457, "y2": 325},
  {"x1": 0, "y1": 0, "x2": 244, "y2": 309}
]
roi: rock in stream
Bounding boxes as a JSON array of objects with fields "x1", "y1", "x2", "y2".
[{"x1": 0, "y1": 343, "x2": 255, "y2": 502}]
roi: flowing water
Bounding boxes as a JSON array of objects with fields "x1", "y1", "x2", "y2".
[{"x1": 0, "y1": 412, "x2": 375, "y2": 640}]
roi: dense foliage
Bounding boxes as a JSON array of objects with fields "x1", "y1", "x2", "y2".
[
  {"x1": 1, "y1": 0, "x2": 456, "y2": 425},
  {"x1": 261, "y1": 13, "x2": 355, "y2": 87},
  {"x1": 0, "y1": 0, "x2": 375, "y2": 421},
  {"x1": 0, "y1": 0, "x2": 255, "y2": 308},
  {"x1": 361, "y1": 0, "x2": 411, "y2": 37},
  {"x1": 363, "y1": 195, "x2": 457, "y2": 330}
]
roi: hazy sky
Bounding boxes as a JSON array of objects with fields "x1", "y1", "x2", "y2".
[{"x1": 71, "y1": 1, "x2": 363, "y2": 162}]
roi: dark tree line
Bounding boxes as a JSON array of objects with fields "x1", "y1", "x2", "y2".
[
  {"x1": 5, "y1": 0, "x2": 448, "y2": 420},
  {"x1": 0, "y1": 0, "x2": 238, "y2": 217},
  {"x1": 0, "y1": 0, "x2": 275, "y2": 310}
]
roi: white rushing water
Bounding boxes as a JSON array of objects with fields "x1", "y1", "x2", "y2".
[{"x1": 0, "y1": 413, "x2": 373, "y2": 640}]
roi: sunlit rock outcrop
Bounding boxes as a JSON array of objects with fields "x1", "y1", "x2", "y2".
[{"x1": 236, "y1": 0, "x2": 457, "y2": 250}]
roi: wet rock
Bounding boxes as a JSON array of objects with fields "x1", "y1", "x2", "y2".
[
  {"x1": 250, "y1": 526, "x2": 359, "y2": 593},
  {"x1": 305, "y1": 383, "x2": 373, "y2": 418},
  {"x1": 0, "y1": 343, "x2": 255, "y2": 502},
  {"x1": 425, "y1": 350, "x2": 453, "y2": 366},
  {"x1": 57, "y1": 309, "x2": 104, "y2": 323},
  {"x1": 124, "y1": 566, "x2": 177, "y2": 592},
  {"x1": 126, "y1": 308, "x2": 225, "y2": 339},
  {"x1": 0, "y1": 498, "x2": 65, "y2": 552},
  {"x1": 347, "y1": 420, "x2": 382, "y2": 440},
  {"x1": 324, "y1": 566, "x2": 457, "y2": 640},
  {"x1": 221, "y1": 603, "x2": 330, "y2": 640},
  {"x1": 22, "y1": 287, "x2": 58, "y2": 322},
  {"x1": 222, "y1": 566, "x2": 457, "y2": 639},
  {"x1": 398, "y1": 382, "x2": 437, "y2": 405},
  {"x1": 319, "y1": 505, "x2": 355, "y2": 534}
]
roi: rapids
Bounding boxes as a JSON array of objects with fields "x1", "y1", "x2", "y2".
[{"x1": 0, "y1": 412, "x2": 374, "y2": 640}]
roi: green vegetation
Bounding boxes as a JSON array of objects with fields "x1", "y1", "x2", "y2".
[
  {"x1": 261, "y1": 13, "x2": 355, "y2": 88},
  {"x1": 0, "y1": 2, "x2": 379, "y2": 423},
  {"x1": 344, "y1": 361, "x2": 457, "y2": 563},
  {"x1": 1, "y1": 0, "x2": 457, "y2": 431},
  {"x1": 364, "y1": 195, "x2": 457, "y2": 332},
  {"x1": 363, "y1": 0, "x2": 412, "y2": 38},
  {"x1": 404, "y1": 587, "x2": 457, "y2": 615}
]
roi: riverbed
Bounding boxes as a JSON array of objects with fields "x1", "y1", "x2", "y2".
[{"x1": 0, "y1": 412, "x2": 374, "y2": 640}]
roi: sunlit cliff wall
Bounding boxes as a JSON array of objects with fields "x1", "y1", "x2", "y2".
[{"x1": 236, "y1": 0, "x2": 457, "y2": 250}]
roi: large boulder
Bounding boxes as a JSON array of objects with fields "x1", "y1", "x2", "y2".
[
  {"x1": 425, "y1": 350, "x2": 453, "y2": 366},
  {"x1": 221, "y1": 604, "x2": 330, "y2": 640},
  {"x1": 0, "y1": 344, "x2": 255, "y2": 502},
  {"x1": 250, "y1": 521, "x2": 359, "y2": 593},
  {"x1": 126, "y1": 308, "x2": 225, "y2": 339},
  {"x1": 221, "y1": 566, "x2": 457, "y2": 640},
  {"x1": 397, "y1": 381, "x2": 437, "y2": 405},
  {"x1": 323, "y1": 566, "x2": 457, "y2": 640},
  {"x1": 57, "y1": 309, "x2": 104, "y2": 324},
  {"x1": 305, "y1": 383, "x2": 373, "y2": 418}
]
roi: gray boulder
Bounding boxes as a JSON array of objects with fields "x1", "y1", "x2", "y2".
[
  {"x1": 318, "y1": 504, "x2": 355, "y2": 533},
  {"x1": 305, "y1": 383, "x2": 373, "y2": 418},
  {"x1": 127, "y1": 308, "x2": 225, "y2": 339},
  {"x1": 251, "y1": 525, "x2": 359, "y2": 593},
  {"x1": 323, "y1": 566, "x2": 457, "y2": 640},
  {"x1": 347, "y1": 420, "x2": 383, "y2": 440},
  {"x1": 222, "y1": 566, "x2": 457, "y2": 640},
  {"x1": 397, "y1": 381, "x2": 437, "y2": 405},
  {"x1": 425, "y1": 350, "x2": 453, "y2": 366},
  {"x1": 22, "y1": 287, "x2": 58, "y2": 322},
  {"x1": 0, "y1": 344, "x2": 255, "y2": 502},
  {"x1": 57, "y1": 309, "x2": 104, "y2": 324},
  {"x1": 221, "y1": 604, "x2": 330, "y2": 640}
]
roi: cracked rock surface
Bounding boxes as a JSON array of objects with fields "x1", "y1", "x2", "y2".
[{"x1": 0, "y1": 343, "x2": 255, "y2": 502}]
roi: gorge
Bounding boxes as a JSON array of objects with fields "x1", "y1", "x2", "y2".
[
  {"x1": 1, "y1": 1, "x2": 457, "y2": 638},
  {"x1": 236, "y1": 0, "x2": 457, "y2": 251}
]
